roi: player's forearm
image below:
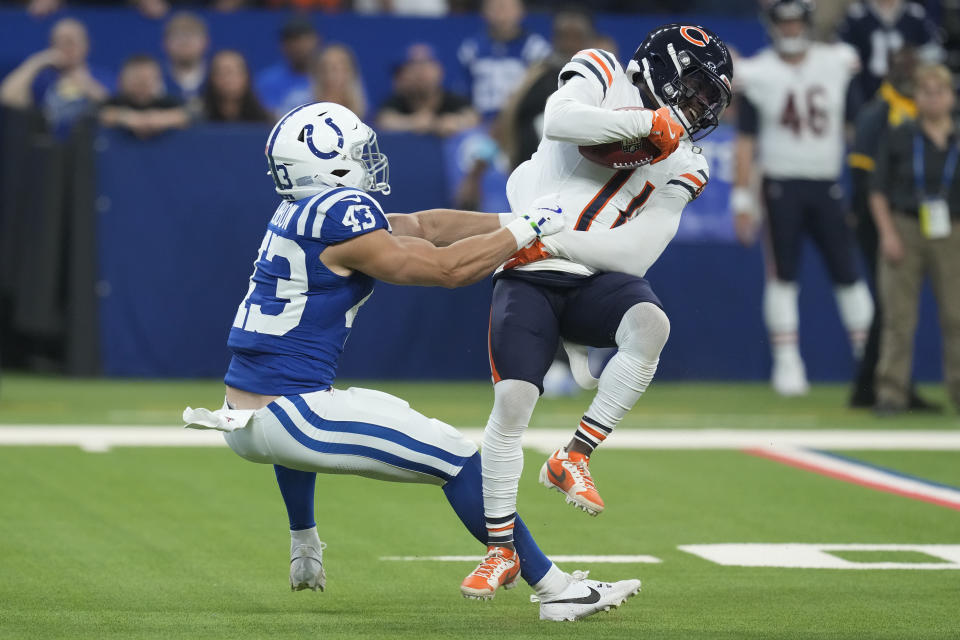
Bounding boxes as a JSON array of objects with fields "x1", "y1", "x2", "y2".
[
  {"x1": 733, "y1": 135, "x2": 756, "y2": 188},
  {"x1": 431, "y1": 228, "x2": 521, "y2": 287},
  {"x1": 542, "y1": 79, "x2": 651, "y2": 145},
  {"x1": 401, "y1": 209, "x2": 502, "y2": 246},
  {"x1": 545, "y1": 206, "x2": 681, "y2": 278}
]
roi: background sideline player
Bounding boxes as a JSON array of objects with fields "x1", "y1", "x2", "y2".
[{"x1": 733, "y1": 0, "x2": 874, "y2": 396}]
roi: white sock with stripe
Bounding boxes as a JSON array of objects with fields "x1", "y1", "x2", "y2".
[
  {"x1": 765, "y1": 278, "x2": 800, "y2": 362},
  {"x1": 835, "y1": 281, "x2": 874, "y2": 360},
  {"x1": 481, "y1": 379, "x2": 539, "y2": 548},
  {"x1": 575, "y1": 302, "x2": 670, "y2": 455}
]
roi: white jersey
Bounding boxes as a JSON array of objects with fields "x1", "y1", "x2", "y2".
[
  {"x1": 505, "y1": 48, "x2": 709, "y2": 278},
  {"x1": 736, "y1": 42, "x2": 859, "y2": 181}
]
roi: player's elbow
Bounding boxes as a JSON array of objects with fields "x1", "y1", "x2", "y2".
[{"x1": 541, "y1": 95, "x2": 570, "y2": 141}]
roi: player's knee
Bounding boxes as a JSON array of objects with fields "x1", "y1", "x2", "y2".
[
  {"x1": 488, "y1": 379, "x2": 539, "y2": 433},
  {"x1": 616, "y1": 302, "x2": 670, "y2": 361}
]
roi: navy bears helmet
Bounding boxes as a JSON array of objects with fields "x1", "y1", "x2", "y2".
[{"x1": 627, "y1": 23, "x2": 734, "y2": 141}]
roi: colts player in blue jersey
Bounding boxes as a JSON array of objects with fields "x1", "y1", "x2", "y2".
[{"x1": 183, "y1": 102, "x2": 640, "y2": 622}]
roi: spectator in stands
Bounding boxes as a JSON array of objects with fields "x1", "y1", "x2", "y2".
[
  {"x1": 99, "y1": 55, "x2": 189, "y2": 138},
  {"x1": 847, "y1": 46, "x2": 939, "y2": 411},
  {"x1": 202, "y1": 50, "x2": 271, "y2": 123},
  {"x1": 457, "y1": 0, "x2": 551, "y2": 120},
  {"x1": 311, "y1": 44, "x2": 367, "y2": 121},
  {"x1": 839, "y1": 0, "x2": 941, "y2": 104},
  {"x1": 376, "y1": 43, "x2": 477, "y2": 136},
  {"x1": 162, "y1": 11, "x2": 209, "y2": 116},
  {"x1": 494, "y1": 7, "x2": 595, "y2": 169},
  {"x1": 0, "y1": 18, "x2": 109, "y2": 137},
  {"x1": 255, "y1": 17, "x2": 319, "y2": 117},
  {"x1": 870, "y1": 63, "x2": 960, "y2": 415}
]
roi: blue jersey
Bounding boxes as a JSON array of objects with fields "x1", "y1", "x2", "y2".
[
  {"x1": 457, "y1": 29, "x2": 551, "y2": 118},
  {"x1": 838, "y1": 1, "x2": 939, "y2": 100},
  {"x1": 225, "y1": 187, "x2": 390, "y2": 395}
]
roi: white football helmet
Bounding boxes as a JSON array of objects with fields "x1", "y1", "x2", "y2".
[{"x1": 265, "y1": 102, "x2": 390, "y2": 200}]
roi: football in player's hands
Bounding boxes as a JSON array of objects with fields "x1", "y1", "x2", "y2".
[
  {"x1": 578, "y1": 107, "x2": 661, "y2": 169},
  {"x1": 578, "y1": 106, "x2": 682, "y2": 169}
]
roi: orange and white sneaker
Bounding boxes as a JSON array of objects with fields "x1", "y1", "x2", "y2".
[
  {"x1": 539, "y1": 449, "x2": 605, "y2": 516},
  {"x1": 460, "y1": 546, "x2": 521, "y2": 600}
]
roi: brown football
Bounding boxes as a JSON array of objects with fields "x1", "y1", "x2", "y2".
[{"x1": 578, "y1": 106, "x2": 660, "y2": 170}]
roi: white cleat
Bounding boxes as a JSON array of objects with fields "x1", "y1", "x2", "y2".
[
  {"x1": 772, "y1": 353, "x2": 809, "y2": 397},
  {"x1": 536, "y1": 571, "x2": 641, "y2": 622},
  {"x1": 290, "y1": 541, "x2": 327, "y2": 592}
]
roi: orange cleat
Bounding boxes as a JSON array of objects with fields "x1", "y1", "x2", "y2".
[
  {"x1": 539, "y1": 449, "x2": 605, "y2": 516},
  {"x1": 460, "y1": 546, "x2": 521, "y2": 600}
]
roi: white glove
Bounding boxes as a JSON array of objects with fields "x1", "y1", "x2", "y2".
[
  {"x1": 503, "y1": 194, "x2": 565, "y2": 248},
  {"x1": 523, "y1": 194, "x2": 565, "y2": 237}
]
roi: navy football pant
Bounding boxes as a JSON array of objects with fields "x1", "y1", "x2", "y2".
[
  {"x1": 488, "y1": 271, "x2": 662, "y2": 393},
  {"x1": 763, "y1": 178, "x2": 858, "y2": 285}
]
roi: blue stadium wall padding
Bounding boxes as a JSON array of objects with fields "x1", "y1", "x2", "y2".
[{"x1": 94, "y1": 125, "x2": 945, "y2": 381}]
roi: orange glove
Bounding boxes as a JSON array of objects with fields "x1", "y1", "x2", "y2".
[
  {"x1": 646, "y1": 106, "x2": 685, "y2": 164},
  {"x1": 504, "y1": 240, "x2": 551, "y2": 270}
]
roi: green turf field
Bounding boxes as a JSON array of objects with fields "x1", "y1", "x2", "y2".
[{"x1": 0, "y1": 375, "x2": 958, "y2": 639}]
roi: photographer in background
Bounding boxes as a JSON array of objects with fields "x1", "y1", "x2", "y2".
[
  {"x1": 847, "y1": 46, "x2": 939, "y2": 411},
  {"x1": 870, "y1": 63, "x2": 960, "y2": 415}
]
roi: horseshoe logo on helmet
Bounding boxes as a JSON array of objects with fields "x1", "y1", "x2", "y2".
[
  {"x1": 303, "y1": 117, "x2": 345, "y2": 160},
  {"x1": 679, "y1": 26, "x2": 710, "y2": 47}
]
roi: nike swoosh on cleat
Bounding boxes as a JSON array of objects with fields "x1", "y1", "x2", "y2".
[
  {"x1": 547, "y1": 466, "x2": 568, "y2": 486},
  {"x1": 544, "y1": 586, "x2": 601, "y2": 605}
]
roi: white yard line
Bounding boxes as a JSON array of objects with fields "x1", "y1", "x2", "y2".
[
  {"x1": 1, "y1": 426, "x2": 960, "y2": 453},
  {"x1": 380, "y1": 554, "x2": 662, "y2": 564}
]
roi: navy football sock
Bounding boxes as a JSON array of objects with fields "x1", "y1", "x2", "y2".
[
  {"x1": 442, "y1": 453, "x2": 552, "y2": 586},
  {"x1": 273, "y1": 464, "x2": 317, "y2": 531}
]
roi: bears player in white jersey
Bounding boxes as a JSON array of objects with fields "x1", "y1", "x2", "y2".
[
  {"x1": 732, "y1": 0, "x2": 874, "y2": 396},
  {"x1": 183, "y1": 102, "x2": 641, "y2": 621},
  {"x1": 459, "y1": 24, "x2": 734, "y2": 595}
]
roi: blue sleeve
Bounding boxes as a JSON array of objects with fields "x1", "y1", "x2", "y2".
[{"x1": 319, "y1": 191, "x2": 390, "y2": 245}]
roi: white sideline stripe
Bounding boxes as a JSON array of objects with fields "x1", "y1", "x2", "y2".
[
  {"x1": 747, "y1": 447, "x2": 960, "y2": 510},
  {"x1": 2, "y1": 427, "x2": 960, "y2": 452},
  {"x1": 679, "y1": 544, "x2": 960, "y2": 570},
  {"x1": 380, "y1": 555, "x2": 662, "y2": 564}
]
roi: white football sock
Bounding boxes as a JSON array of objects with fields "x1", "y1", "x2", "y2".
[
  {"x1": 290, "y1": 526, "x2": 321, "y2": 552},
  {"x1": 835, "y1": 281, "x2": 874, "y2": 359},
  {"x1": 581, "y1": 303, "x2": 670, "y2": 445},
  {"x1": 481, "y1": 380, "x2": 539, "y2": 522},
  {"x1": 532, "y1": 563, "x2": 570, "y2": 599},
  {"x1": 764, "y1": 278, "x2": 801, "y2": 358}
]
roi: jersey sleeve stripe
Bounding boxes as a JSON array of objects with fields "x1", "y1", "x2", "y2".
[
  {"x1": 681, "y1": 172, "x2": 706, "y2": 188},
  {"x1": 667, "y1": 179, "x2": 698, "y2": 198},
  {"x1": 296, "y1": 193, "x2": 326, "y2": 236},
  {"x1": 567, "y1": 59, "x2": 608, "y2": 95},
  {"x1": 593, "y1": 49, "x2": 618, "y2": 74},
  {"x1": 696, "y1": 169, "x2": 708, "y2": 182},
  {"x1": 583, "y1": 50, "x2": 613, "y2": 85}
]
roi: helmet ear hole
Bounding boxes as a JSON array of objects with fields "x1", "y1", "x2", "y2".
[
  {"x1": 331, "y1": 169, "x2": 350, "y2": 178},
  {"x1": 297, "y1": 127, "x2": 306, "y2": 143}
]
